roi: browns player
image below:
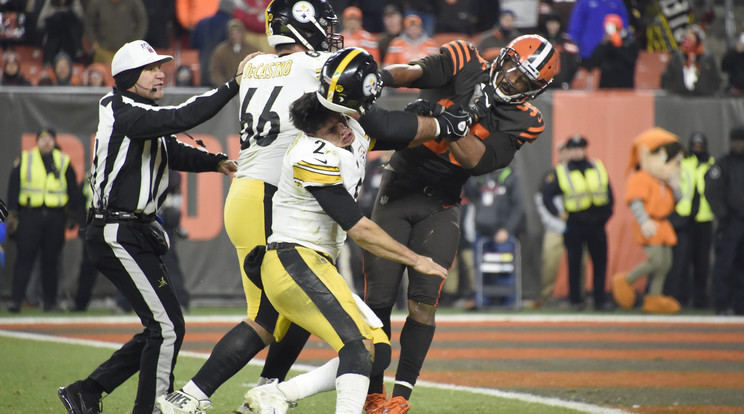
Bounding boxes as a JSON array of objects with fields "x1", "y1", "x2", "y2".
[{"x1": 359, "y1": 34, "x2": 557, "y2": 414}]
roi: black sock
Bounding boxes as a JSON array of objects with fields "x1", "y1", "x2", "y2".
[
  {"x1": 393, "y1": 317, "x2": 435, "y2": 400},
  {"x1": 192, "y1": 321, "x2": 265, "y2": 396},
  {"x1": 368, "y1": 306, "x2": 393, "y2": 395},
  {"x1": 259, "y1": 322, "x2": 310, "y2": 381}
]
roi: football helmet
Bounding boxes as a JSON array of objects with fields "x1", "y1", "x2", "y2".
[
  {"x1": 265, "y1": 0, "x2": 343, "y2": 51},
  {"x1": 490, "y1": 34, "x2": 556, "y2": 104},
  {"x1": 317, "y1": 47, "x2": 382, "y2": 114}
]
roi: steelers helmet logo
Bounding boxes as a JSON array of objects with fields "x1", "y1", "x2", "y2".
[
  {"x1": 335, "y1": 84, "x2": 344, "y2": 92},
  {"x1": 292, "y1": 1, "x2": 316, "y2": 23},
  {"x1": 362, "y1": 73, "x2": 379, "y2": 97}
]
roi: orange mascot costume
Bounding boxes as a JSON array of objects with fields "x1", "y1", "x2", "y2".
[{"x1": 612, "y1": 128, "x2": 684, "y2": 314}]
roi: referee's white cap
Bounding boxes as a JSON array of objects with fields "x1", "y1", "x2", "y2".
[{"x1": 112, "y1": 40, "x2": 173, "y2": 76}]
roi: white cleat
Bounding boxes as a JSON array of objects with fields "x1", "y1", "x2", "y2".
[
  {"x1": 235, "y1": 379, "x2": 295, "y2": 414},
  {"x1": 156, "y1": 390, "x2": 211, "y2": 414}
]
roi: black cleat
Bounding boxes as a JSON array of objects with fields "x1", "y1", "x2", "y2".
[{"x1": 58, "y1": 381, "x2": 102, "y2": 414}]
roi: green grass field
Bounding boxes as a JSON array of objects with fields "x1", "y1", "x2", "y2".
[{"x1": 0, "y1": 334, "x2": 592, "y2": 413}]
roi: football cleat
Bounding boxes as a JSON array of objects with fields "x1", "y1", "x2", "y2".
[
  {"x1": 155, "y1": 390, "x2": 211, "y2": 414},
  {"x1": 236, "y1": 379, "x2": 296, "y2": 414},
  {"x1": 57, "y1": 381, "x2": 102, "y2": 414},
  {"x1": 363, "y1": 387, "x2": 387, "y2": 414},
  {"x1": 381, "y1": 396, "x2": 411, "y2": 414}
]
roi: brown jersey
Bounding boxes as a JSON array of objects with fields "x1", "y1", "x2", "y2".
[{"x1": 389, "y1": 40, "x2": 545, "y2": 198}]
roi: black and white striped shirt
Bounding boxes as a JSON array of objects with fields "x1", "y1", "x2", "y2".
[{"x1": 90, "y1": 80, "x2": 239, "y2": 215}]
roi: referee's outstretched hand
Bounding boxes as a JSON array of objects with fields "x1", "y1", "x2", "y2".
[
  {"x1": 217, "y1": 159, "x2": 238, "y2": 175},
  {"x1": 235, "y1": 51, "x2": 264, "y2": 85}
]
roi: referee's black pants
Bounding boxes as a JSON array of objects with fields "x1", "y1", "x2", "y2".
[
  {"x1": 11, "y1": 207, "x2": 66, "y2": 309},
  {"x1": 564, "y1": 221, "x2": 608, "y2": 308},
  {"x1": 85, "y1": 220, "x2": 185, "y2": 414}
]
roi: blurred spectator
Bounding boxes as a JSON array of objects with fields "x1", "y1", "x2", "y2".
[
  {"x1": 383, "y1": 14, "x2": 438, "y2": 66},
  {"x1": 340, "y1": 6, "x2": 379, "y2": 62},
  {"x1": 190, "y1": 0, "x2": 236, "y2": 87},
  {"x1": 704, "y1": 127, "x2": 744, "y2": 316},
  {"x1": 36, "y1": 0, "x2": 85, "y2": 64},
  {"x1": 232, "y1": 0, "x2": 269, "y2": 34},
  {"x1": 144, "y1": 0, "x2": 176, "y2": 49},
  {"x1": 465, "y1": 167, "x2": 525, "y2": 249},
  {"x1": 176, "y1": 0, "x2": 219, "y2": 32},
  {"x1": 84, "y1": 0, "x2": 148, "y2": 65},
  {"x1": 41, "y1": 51, "x2": 82, "y2": 86},
  {"x1": 540, "y1": 12, "x2": 580, "y2": 90},
  {"x1": 664, "y1": 132, "x2": 714, "y2": 309},
  {"x1": 83, "y1": 62, "x2": 109, "y2": 87},
  {"x1": 5, "y1": 128, "x2": 81, "y2": 313},
  {"x1": 402, "y1": 0, "x2": 437, "y2": 36},
  {"x1": 378, "y1": 5, "x2": 402, "y2": 63},
  {"x1": 534, "y1": 143, "x2": 569, "y2": 307},
  {"x1": 643, "y1": 0, "x2": 693, "y2": 52},
  {"x1": 1, "y1": 51, "x2": 32, "y2": 86},
  {"x1": 208, "y1": 19, "x2": 256, "y2": 86},
  {"x1": 590, "y1": 13, "x2": 639, "y2": 89},
  {"x1": 721, "y1": 31, "x2": 744, "y2": 95},
  {"x1": 661, "y1": 24, "x2": 721, "y2": 95},
  {"x1": 434, "y1": 0, "x2": 477, "y2": 35},
  {"x1": 474, "y1": 0, "x2": 500, "y2": 33},
  {"x1": 567, "y1": 0, "x2": 629, "y2": 64},
  {"x1": 543, "y1": 136, "x2": 614, "y2": 311},
  {"x1": 73, "y1": 171, "x2": 98, "y2": 311},
  {"x1": 477, "y1": 9, "x2": 523, "y2": 61},
  {"x1": 175, "y1": 64, "x2": 195, "y2": 86}
]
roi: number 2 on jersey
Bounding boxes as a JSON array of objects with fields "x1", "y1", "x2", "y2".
[{"x1": 240, "y1": 86, "x2": 282, "y2": 150}]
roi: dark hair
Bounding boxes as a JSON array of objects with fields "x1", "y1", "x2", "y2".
[
  {"x1": 652, "y1": 141, "x2": 684, "y2": 161},
  {"x1": 289, "y1": 92, "x2": 339, "y2": 134}
]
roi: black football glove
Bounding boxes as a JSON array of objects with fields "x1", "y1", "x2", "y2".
[
  {"x1": 435, "y1": 104, "x2": 474, "y2": 139},
  {"x1": 0, "y1": 199, "x2": 7, "y2": 223},
  {"x1": 468, "y1": 83, "x2": 495, "y2": 120},
  {"x1": 404, "y1": 99, "x2": 439, "y2": 116}
]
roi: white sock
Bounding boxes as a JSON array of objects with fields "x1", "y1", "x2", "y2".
[
  {"x1": 278, "y1": 357, "x2": 339, "y2": 401},
  {"x1": 335, "y1": 373, "x2": 370, "y2": 414},
  {"x1": 181, "y1": 381, "x2": 209, "y2": 400}
]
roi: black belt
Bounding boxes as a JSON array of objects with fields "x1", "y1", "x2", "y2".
[
  {"x1": 89, "y1": 209, "x2": 155, "y2": 225},
  {"x1": 266, "y1": 242, "x2": 335, "y2": 265}
]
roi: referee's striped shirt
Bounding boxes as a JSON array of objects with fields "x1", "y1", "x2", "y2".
[{"x1": 90, "y1": 79, "x2": 239, "y2": 215}]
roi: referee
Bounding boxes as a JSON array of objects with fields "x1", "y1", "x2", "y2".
[{"x1": 57, "y1": 40, "x2": 249, "y2": 414}]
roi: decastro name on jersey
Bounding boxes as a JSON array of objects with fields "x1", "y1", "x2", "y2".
[{"x1": 243, "y1": 61, "x2": 293, "y2": 79}]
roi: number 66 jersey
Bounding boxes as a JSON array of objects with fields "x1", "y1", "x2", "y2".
[{"x1": 236, "y1": 51, "x2": 332, "y2": 186}]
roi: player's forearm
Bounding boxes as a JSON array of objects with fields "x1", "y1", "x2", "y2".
[
  {"x1": 348, "y1": 216, "x2": 420, "y2": 267},
  {"x1": 447, "y1": 135, "x2": 485, "y2": 169},
  {"x1": 383, "y1": 64, "x2": 423, "y2": 87},
  {"x1": 409, "y1": 115, "x2": 439, "y2": 146}
]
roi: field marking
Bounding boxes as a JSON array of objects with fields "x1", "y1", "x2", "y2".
[
  {"x1": 0, "y1": 327, "x2": 630, "y2": 414},
  {"x1": 1, "y1": 313, "x2": 743, "y2": 325}
]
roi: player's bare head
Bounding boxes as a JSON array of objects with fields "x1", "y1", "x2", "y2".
[
  {"x1": 317, "y1": 47, "x2": 382, "y2": 115},
  {"x1": 265, "y1": 0, "x2": 343, "y2": 52},
  {"x1": 490, "y1": 34, "x2": 556, "y2": 104},
  {"x1": 290, "y1": 92, "x2": 343, "y2": 134}
]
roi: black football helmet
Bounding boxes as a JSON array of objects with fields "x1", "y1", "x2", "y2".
[
  {"x1": 265, "y1": 0, "x2": 343, "y2": 51},
  {"x1": 316, "y1": 47, "x2": 382, "y2": 115}
]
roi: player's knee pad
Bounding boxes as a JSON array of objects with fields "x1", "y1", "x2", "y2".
[{"x1": 338, "y1": 339, "x2": 372, "y2": 376}]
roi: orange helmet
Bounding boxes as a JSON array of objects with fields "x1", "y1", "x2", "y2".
[{"x1": 490, "y1": 34, "x2": 557, "y2": 104}]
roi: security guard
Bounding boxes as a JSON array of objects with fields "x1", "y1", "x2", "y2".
[
  {"x1": 542, "y1": 135, "x2": 614, "y2": 310},
  {"x1": 5, "y1": 128, "x2": 80, "y2": 313},
  {"x1": 705, "y1": 127, "x2": 744, "y2": 316},
  {"x1": 664, "y1": 132, "x2": 714, "y2": 308}
]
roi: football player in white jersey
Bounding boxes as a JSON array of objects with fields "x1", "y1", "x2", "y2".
[
  {"x1": 242, "y1": 47, "x2": 446, "y2": 414},
  {"x1": 157, "y1": 45, "x2": 471, "y2": 414}
]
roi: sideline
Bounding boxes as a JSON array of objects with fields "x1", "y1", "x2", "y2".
[{"x1": 0, "y1": 326, "x2": 630, "y2": 414}]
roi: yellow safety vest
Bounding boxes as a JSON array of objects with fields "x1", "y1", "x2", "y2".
[
  {"x1": 555, "y1": 160, "x2": 610, "y2": 212},
  {"x1": 675, "y1": 155, "x2": 714, "y2": 222},
  {"x1": 18, "y1": 148, "x2": 70, "y2": 208}
]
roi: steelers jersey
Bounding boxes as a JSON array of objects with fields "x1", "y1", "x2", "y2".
[
  {"x1": 235, "y1": 51, "x2": 332, "y2": 186},
  {"x1": 268, "y1": 116, "x2": 369, "y2": 259},
  {"x1": 391, "y1": 40, "x2": 545, "y2": 190}
]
